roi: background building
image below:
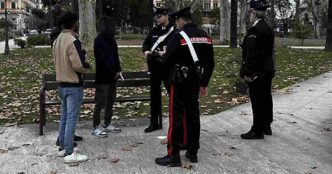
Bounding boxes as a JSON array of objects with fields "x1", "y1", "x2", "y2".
[{"x1": 0, "y1": 0, "x2": 38, "y2": 32}]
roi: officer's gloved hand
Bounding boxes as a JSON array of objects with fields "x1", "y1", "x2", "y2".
[{"x1": 144, "y1": 51, "x2": 151, "y2": 59}]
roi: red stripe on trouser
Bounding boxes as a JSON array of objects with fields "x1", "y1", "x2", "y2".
[
  {"x1": 183, "y1": 110, "x2": 187, "y2": 145},
  {"x1": 167, "y1": 85, "x2": 174, "y2": 156}
]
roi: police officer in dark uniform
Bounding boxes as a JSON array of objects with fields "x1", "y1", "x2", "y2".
[
  {"x1": 142, "y1": 7, "x2": 175, "y2": 133},
  {"x1": 240, "y1": 0, "x2": 275, "y2": 139},
  {"x1": 155, "y1": 7, "x2": 215, "y2": 166}
]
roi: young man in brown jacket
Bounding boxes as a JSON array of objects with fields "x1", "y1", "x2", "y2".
[{"x1": 53, "y1": 12, "x2": 91, "y2": 163}]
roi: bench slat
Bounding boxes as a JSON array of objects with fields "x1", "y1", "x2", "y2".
[{"x1": 45, "y1": 96, "x2": 150, "y2": 106}]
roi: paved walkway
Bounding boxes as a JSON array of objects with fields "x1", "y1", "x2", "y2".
[{"x1": 0, "y1": 71, "x2": 331, "y2": 174}]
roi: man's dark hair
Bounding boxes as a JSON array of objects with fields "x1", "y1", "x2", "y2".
[{"x1": 60, "y1": 12, "x2": 78, "y2": 29}]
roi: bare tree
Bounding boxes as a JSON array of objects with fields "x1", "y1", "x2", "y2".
[
  {"x1": 230, "y1": 0, "x2": 238, "y2": 48},
  {"x1": 326, "y1": 0, "x2": 332, "y2": 51},
  {"x1": 304, "y1": 0, "x2": 329, "y2": 39},
  {"x1": 238, "y1": 0, "x2": 249, "y2": 35},
  {"x1": 220, "y1": 0, "x2": 230, "y2": 44},
  {"x1": 78, "y1": 0, "x2": 97, "y2": 49}
]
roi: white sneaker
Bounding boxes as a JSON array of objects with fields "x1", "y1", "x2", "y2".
[
  {"x1": 91, "y1": 126, "x2": 108, "y2": 138},
  {"x1": 58, "y1": 147, "x2": 79, "y2": 157},
  {"x1": 104, "y1": 124, "x2": 121, "y2": 133},
  {"x1": 64, "y1": 152, "x2": 88, "y2": 163}
]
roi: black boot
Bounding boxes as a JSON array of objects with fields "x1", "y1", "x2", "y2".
[
  {"x1": 155, "y1": 155, "x2": 181, "y2": 167},
  {"x1": 263, "y1": 125, "x2": 272, "y2": 135},
  {"x1": 185, "y1": 151, "x2": 198, "y2": 163},
  {"x1": 144, "y1": 124, "x2": 162, "y2": 133},
  {"x1": 241, "y1": 130, "x2": 264, "y2": 139}
]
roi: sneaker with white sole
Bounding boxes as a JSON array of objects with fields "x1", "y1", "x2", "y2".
[
  {"x1": 91, "y1": 126, "x2": 108, "y2": 138},
  {"x1": 104, "y1": 124, "x2": 121, "y2": 133},
  {"x1": 58, "y1": 147, "x2": 78, "y2": 157},
  {"x1": 64, "y1": 152, "x2": 88, "y2": 163}
]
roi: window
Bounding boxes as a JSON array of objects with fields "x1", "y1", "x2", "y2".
[
  {"x1": 12, "y1": 2, "x2": 16, "y2": 9},
  {"x1": 0, "y1": 2, "x2": 4, "y2": 9},
  {"x1": 156, "y1": 3, "x2": 161, "y2": 7},
  {"x1": 203, "y1": 2, "x2": 210, "y2": 10},
  {"x1": 213, "y1": 2, "x2": 218, "y2": 8}
]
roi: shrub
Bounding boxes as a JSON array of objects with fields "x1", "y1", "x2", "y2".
[
  {"x1": 14, "y1": 39, "x2": 26, "y2": 48},
  {"x1": 27, "y1": 35, "x2": 51, "y2": 46},
  {"x1": 291, "y1": 20, "x2": 313, "y2": 45}
]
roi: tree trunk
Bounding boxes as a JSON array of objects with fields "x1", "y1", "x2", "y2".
[
  {"x1": 326, "y1": 0, "x2": 332, "y2": 51},
  {"x1": 238, "y1": 0, "x2": 248, "y2": 35},
  {"x1": 72, "y1": 0, "x2": 79, "y2": 16},
  {"x1": 230, "y1": 0, "x2": 237, "y2": 48},
  {"x1": 294, "y1": 0, "x2": 300, "y2": 21},
  {"x1": 269, "y1": 0, "x2": 275, "y2": 29},
  {"x1": 220, "y1": 0, "x2": 230, "y2": 44},
  {"x1": 78, "y1": 0, "x2": 97, "y2": 50},
  {"x1": 306, "y1": 0, "x2": 321, "y2": 39}
]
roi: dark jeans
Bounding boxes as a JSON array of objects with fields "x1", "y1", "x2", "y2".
[
  {"x1": 93, "y1": 83, "x2": 116, "y2": 128},
  {"x1": 167, "y1": 78, "x2": 200, "y2": 156},
  {"x1": 148, "y1": 59, "x2": 169, "y2": 126},
  {"x1": 248, "y1": 76, "x2": 273, "y2": 133}
]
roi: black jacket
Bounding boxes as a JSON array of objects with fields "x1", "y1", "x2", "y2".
[
  {"x1": 240, "y1": 19, "x2": 275, "y2": 79},
  {"x1": 94, "y1": 30, "x2": 121, "y2": 84},
  {"x1": 162, "y1": 23, "x2": 215, "y2": 87}
]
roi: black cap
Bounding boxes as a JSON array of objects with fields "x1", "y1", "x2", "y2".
[
  {"x1": 170, "y1": 7, "x2": 192, "y2": 20},
  {"x1": 250, "y1": 0, "x2": 270, "y2": 11},
  {"x1": 153, "y1": 6, "x2": 169, "y2": 16}
]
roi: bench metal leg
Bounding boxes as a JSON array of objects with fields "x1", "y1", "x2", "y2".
[
  {"x1": 39, "y1": 90, "x2": 45, "y2": 135},
  {"x1": 159, "y1": 114, "x2": 162, "y2": 128}
]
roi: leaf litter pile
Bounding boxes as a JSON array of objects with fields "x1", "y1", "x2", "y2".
[{"x1": 0, "y1": 47, "x2": 331, "y2": 125}]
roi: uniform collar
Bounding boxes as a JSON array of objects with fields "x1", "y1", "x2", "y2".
[{"x1": 182, "y1": 22, "x2": 197, "y2": 29}]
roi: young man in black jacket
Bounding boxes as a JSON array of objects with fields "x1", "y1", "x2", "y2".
[{"x1": 92, "y1": 17, "x2": 122, "y2": 138}]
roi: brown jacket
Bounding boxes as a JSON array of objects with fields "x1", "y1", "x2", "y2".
[{"x1": 53, "y1": 30, "x2": 90, "y2": 85}]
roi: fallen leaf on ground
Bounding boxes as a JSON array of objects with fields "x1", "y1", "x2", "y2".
[
  {"x1": 122, "y1": 146, "x2": 132, "y2": 151},
  {"x1": 7, "y1": 147, "x2": 20, "y2": 151},
  {"x1": 68, "y1": 163, "x2": 79, "y2": 167},
  {"x1": 0, "y1": 149, "x2": 8, "y2": 154},
  {"x1": 182, "y1": 162, "x2": 194, "y2": 170},
  {"x1": 230, "y1": 146, "x2": 237, "y2": 150},
  {"x1": 160, "y1": 139, "x2": 167, "y2": 145},
  {"x1": 48, "y1": 171, "x2": 57, "y2": 174},
  {"x1": 210, "y1": 151, "x2": 222, "y2": 156},
  {"x1": 223, "y1": 152, "x2": 234, "y2": 156},
  {"x1": 321, "y1": 127, "x2": 331, "y2": 132},
  {"x1": 110, "y1": 158, "x2": 120, "y2": 163},
  {"x1": 130, "y1": 143, "x2": 139, "y2": 148},
  {"x1": 96, "y1": 155, "x2": 108, "y2": 160}
]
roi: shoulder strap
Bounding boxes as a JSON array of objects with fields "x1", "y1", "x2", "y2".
[
  {"x1": 179, "y1": 31, "x2": 199, "y2": 63},
  {"x1": 150, "y1": 26, "x2": 174, "y2": 52}
]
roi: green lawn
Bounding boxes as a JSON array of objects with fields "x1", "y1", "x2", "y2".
[{"x1": 0, "y1": 47, "x2": 331, "y2": 125}]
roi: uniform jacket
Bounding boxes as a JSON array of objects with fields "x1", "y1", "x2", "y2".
[
  {"x1": 142, "y1": 23, "x2": 175, "y2": 57},
  {"x1": 94, "y1": 30, "x2": 121, "y2": 84},
  {"x1": 162, "y1": 23, "x2": 215, "y2": 87},
  {"x1": 240, "y1": 19, "x2": 275, "y2": 79},
  {"x1": 53, "y1": 30, "x2": 90, "y2": 86}
]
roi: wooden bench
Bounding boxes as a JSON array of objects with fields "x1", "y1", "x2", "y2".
[{"x1": 39, "y1": 71, "x2": 153, "y2": 135}]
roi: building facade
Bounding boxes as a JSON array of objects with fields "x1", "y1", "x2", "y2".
[
  {"x1": 0, "y1": 0, "x2": 38, "y2": 32},
  {"x1": 153, "y1": 0, "x2": 220, "y2": 13}
]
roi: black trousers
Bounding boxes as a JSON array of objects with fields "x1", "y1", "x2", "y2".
[
  {"x1": 248, "y1": 76, "x2": 273, "y2": 133},
  {"x1": 148, "y1": 59, "x2": 169, "y2": 126},
  {"x1": 167, "y1": 79, "x2": 200, "y2": 156},
  {"x1": 93, "y1": 83, "x2": 116, "y2": 128}
]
